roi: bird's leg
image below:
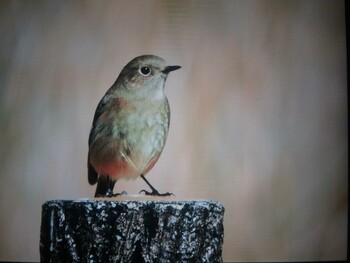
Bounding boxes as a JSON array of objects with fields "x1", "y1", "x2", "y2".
[{"x1": 139, "y1": 174, "x2": 174, "y2": 197}]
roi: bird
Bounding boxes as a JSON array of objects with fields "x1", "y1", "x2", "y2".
[{"x1": 87, "y1": 55, "x2": 181, "y2": 197}]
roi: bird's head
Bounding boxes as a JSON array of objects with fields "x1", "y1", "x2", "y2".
[{"x1": 115, "y1": 55, "x2": 181, "y2": 100}]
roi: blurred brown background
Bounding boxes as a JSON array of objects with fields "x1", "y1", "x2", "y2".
[{"x1": 0, "y1": 0, "x2": 347, "y2": 261}]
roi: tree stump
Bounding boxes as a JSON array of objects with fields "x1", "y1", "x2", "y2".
[{"x1": 40, "y1": 199, "x2": 225, "y2": 263}]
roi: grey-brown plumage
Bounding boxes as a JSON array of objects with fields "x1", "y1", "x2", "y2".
[{"x1": 88, "y1": 55, "x2": 180, "y2": 197}]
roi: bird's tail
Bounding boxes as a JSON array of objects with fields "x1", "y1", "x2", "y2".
[
  {"x1": 94, "y1": 176, "x2": 116, "y2": 197},
  {"x1": 88, "y1": 153, "x2": 98, "y2": 185},
  {"x1": 88, "y1": 153, "x2": 116, "y2": 197}
]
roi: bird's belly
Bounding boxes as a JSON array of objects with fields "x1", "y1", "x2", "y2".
[
  {"x1": 126, "y1": 114, "x2": 168, "y2": 172},
  {"x1": 92, "y1": 159, "x2": 138, "y2": 180},
  {"x1": 90, "y1": 108, "x2": 169, "y2": 180}
]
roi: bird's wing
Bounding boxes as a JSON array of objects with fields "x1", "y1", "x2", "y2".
[
  {"x1": 87, "y1": 96, "x2": 111, "y2": 185},
  {"x1": 88, "y1": 97, "x2": 110, "y2": 145}
]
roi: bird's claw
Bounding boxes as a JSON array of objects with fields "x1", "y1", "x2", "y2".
[
  {"x1": 96, "y1": 190, "x2": 128, "y2": 198},
  {"x1": 139, "y1": 189, "x2": 174, "y2": 197}
]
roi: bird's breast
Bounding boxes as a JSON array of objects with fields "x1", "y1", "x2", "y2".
[
  {"x1": 89, "y1": 99, "x2": 170, "y2": 179},
  {"x1": 123, "y1": 101, "x2": 170, "y2": 157}
]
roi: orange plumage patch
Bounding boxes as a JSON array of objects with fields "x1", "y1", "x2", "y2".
[{"x1": 92, "y1": 159, "x2": 132, "y2": 180}]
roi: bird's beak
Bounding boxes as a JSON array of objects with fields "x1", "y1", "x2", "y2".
[{"x1": 162, "y1": 65, "x2": 181, "y2": 74}]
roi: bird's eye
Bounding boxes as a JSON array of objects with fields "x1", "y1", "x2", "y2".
[{"x1": 139, "y1": 66, "x2": 151, "y2": 76}]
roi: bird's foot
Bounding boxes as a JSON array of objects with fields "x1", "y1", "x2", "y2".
[
  {"x1": 96, "y1": 190, "x2": 128, "y2": 198},
  {"x1": 139, "y1": 174, "x2": 174, "y2": 197},
  {"x1": 139, "y1": 189, "x2": 174, "y2": 197}
]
